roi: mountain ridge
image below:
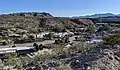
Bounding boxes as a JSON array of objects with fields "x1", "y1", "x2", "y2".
[{"x1": 77, "y1": 13, "x2": 120, "y2": 18}]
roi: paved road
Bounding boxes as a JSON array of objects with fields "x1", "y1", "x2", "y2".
[
  {"x1": 0, "y1": 35, "x2": 76, "y2": 48},
  {"x1": 15, "y1": 40, "x2": 55, "y2": 47},
  {"x1": 0, "y1": 40, "x2": 55, "y2": 48}
]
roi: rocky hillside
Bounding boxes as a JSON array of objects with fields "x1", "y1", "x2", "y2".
[
  {"x1": 1, "y1": 12, "x2": 120, "y2": 70},
  {"x1": 0, "y1": 12, "x2": 94, "y2": 34},
  {"x1": 2, "y1": 43, "x2": 120, "y2": 70},
  {"x1": 70, "y1": 45, "x2": 120, "y2": 70},
  {"x1": 27, "y1": 45, "x2": 120, "y2": 70}
]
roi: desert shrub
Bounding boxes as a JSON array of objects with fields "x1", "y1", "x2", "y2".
[
  {"x1": 33, "y1": 45, "x2": 67, "y2": 61},
  {"x1": 86, "y1": 24, "x2": 96, "y2": 34},
  {"x1": 0, "y1": 60, "x2": 4, "y2": 69},
  {"x1": 52, "y1": 45, "x2": 65, "y2": 55},
  {"x1": 6, "y1": 53, "x2": 32, "y2": 69},
  {"x1": 28, "y1": 35, "x2": 35, "y2": 40},
  {"x1": 52, "y1": 25, "x2": 64, "y2": 32},
  {"x1": 103, "y1": 33, "x2": 120, "y2": 45},
  {"x1": 33, "y1": 51, "x2": 53, "y2": 62},
  {"x1": 59, "y1": 64, "x2": 72, "y2": 70},
  {"x1": 98, "y1": 24, "x2": 111, "y2": 32},
  {"x1": 1, "y1": 36, "x2": 9, "y2": 40},
  {"x1": 0, "y1": 36, "x2": 2, "y2": 41},
  {"x1": 6, "y1": 53, "x2": 18, "y2": 66},
  {"x1": 54, "y1": 39, "x2": 62, "y2": 44}
]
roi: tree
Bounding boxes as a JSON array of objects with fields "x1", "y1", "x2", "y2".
[{"x1": 39, "y1": 44, "x2": 43, "y2": 50}]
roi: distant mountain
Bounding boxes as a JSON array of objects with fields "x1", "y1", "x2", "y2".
[
  {"x1": 72, "y1": 13, "x2": 120, "y2": 23},
  {"x1": 85, "y1": 13, "x2": 115, "y2": 18},
  {"x1": 77, "y1": 13, "x2": 120, "y2": 18},
  {"x1": 2, "y1": 12, "x2": 53, "y2": 18}
]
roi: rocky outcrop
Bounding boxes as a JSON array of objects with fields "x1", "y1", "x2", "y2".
[{"x1": 70, "y1": 18, "x2": 94, "y2": 26}]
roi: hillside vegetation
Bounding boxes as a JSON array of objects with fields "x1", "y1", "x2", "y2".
[{"x1": 0, "y1": 12, "x2": 94, "y2": 34}]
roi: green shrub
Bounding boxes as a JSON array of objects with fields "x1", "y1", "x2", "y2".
[
  {"x1": 0, "y1": 36, "x2": 9, "y2": 41},
  {"x1": 59, "y1": 64, "x2": 72, "y2": 70},
  {"x1": 103, "y1": 33, "x2": 120, "y2": 45}
]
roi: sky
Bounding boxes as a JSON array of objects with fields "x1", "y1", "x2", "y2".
[{"x1": 0, "y1": 0, "x2": 120, "y2": 17}]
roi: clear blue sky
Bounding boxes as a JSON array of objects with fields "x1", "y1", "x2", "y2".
[{"x1": 0, "y1": 0, "x2": 120, "y2": 17}]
